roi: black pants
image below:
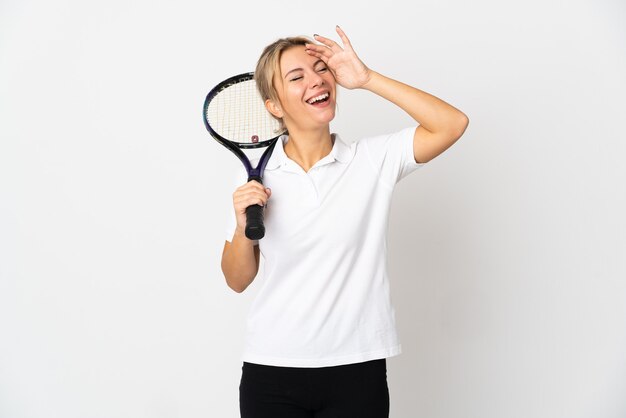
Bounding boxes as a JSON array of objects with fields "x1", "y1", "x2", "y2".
[{"x1": 239, "y1": 358, "x2": 390, "y2": 418}]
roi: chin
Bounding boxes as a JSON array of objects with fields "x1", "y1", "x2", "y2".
[
  {"x1": 315, "y1": 115, "x2": 335, "y2": 128},
  {"x1": 318, "y1": 106, "x2": 336, "y2": 124}
]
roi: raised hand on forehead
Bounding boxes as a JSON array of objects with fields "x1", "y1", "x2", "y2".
[{"x1": 305, "y1": 26, "x2": 372, "y2": 90}]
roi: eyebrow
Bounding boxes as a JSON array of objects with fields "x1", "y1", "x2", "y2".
[{"x1": 283, "y1": 60, "x2": 325, "y2": 79}]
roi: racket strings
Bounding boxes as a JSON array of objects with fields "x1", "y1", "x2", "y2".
[{"x1": 206, "y1": 80, "x2": 281, "y2": 144}]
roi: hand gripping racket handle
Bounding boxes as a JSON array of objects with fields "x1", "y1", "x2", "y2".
[{"x1": 245, "y1": 176, "x2": 266, "y2": 240}]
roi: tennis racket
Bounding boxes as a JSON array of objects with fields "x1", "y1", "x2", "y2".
[{"x1": 203, "y1": 72, "x2": 285, "y2": 240}]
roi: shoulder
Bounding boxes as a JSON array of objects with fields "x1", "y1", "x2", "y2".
[
  {"x1": 356, "y1": 127, "x2": 417, "y2": 148},
  {"x1": 349, "y1": 127, "x2": 417, "y2": 162}
]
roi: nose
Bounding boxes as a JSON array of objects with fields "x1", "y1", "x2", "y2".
[{"x1": 310, "y1": 70, "x2": 325, "y2": 88}]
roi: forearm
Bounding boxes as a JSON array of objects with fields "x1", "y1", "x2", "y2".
[
  {"x1": 221, "y1": 230, "x2": 259, "y2": 293},
  {"x1": 362, "y1": 70, "x2": 467, "y2": 135}
]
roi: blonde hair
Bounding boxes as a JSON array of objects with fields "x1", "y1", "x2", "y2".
[{"x1": 254, "y1": 36, "x2": 313, "y2": 132}]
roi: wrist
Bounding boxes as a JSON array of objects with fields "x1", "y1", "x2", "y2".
[
  {"x1": 233, "y1": 227, "x2": 256, "y2": 243},
  {"x1": 361, "y1": 69, "x2": 380, "y2": 91}
]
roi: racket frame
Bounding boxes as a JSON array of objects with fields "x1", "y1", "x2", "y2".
[{"x1": 202, "y1": 72, "x2": 285, "y2": 239}]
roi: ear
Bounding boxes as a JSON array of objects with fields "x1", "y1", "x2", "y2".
[{"x1": 265, "y1": 99, "x2": 284, "y2": 119}]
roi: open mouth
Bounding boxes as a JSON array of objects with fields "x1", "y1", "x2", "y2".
[{"x1": 306, "y1": 93, "x2": 330, "y2": 106}]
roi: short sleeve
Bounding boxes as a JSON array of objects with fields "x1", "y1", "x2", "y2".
[
  {"x1": 224, "y1": 167, "x2": 259, "y2": 246},
  {"x1": 360, "y1": 126, "x2": 425, "y2": 188}
]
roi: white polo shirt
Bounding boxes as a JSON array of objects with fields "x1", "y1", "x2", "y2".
[{"x1": 225, "y1": 126, "x2": 424, "y2": 368}]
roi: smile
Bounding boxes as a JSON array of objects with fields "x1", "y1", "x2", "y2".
[{"x1": 306, "y1": 93, "x2": 330, "y2": 105}]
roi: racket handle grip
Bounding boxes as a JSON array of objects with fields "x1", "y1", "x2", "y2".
[
  {"x1": 245, "y1": 175, "x2": 266, "y2": 240},
  {"x1": 245, "y1": 204, "x2": 265, "y2": 240}
]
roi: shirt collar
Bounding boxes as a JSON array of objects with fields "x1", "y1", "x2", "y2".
[{"x1": 265, "y1": 133, "x2": 354, "y2": 171}]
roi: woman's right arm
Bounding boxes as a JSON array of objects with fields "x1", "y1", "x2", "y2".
[
  {"x1": 220, "y1": 180, "x2": 271, "y2": 293},
  {"x1": 221, "y1": 235, "x2": 260, "y2": 293}
]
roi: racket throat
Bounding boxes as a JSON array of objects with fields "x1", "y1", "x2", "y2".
[{"x1": 247, "y1": 173, "x2": 263, "y2": 184}]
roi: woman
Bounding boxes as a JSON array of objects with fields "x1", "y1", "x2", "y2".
[{"x1": 222, "y1": 26, "x2": 468, "y2": 418}]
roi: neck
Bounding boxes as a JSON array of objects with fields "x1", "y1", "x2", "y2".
[{"x1": 283, "y1": 125, "x2": 333, "y2": 172}]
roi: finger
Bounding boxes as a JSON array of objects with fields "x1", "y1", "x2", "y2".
[
  {"x1": 305, "y1": 43, "x2": 333, "y2": 59},
  {"x1": 304, "y1": 47, "x2": 329, "y2": 62},
  {"x1": 313, "y1": 34, "x2": 343, "y2": 52},
  {"x1": 246, "y1": 179, "x2": 267, "y2": 189},
  {"x1": 236, "y1": 195, "x2": 267, "y2": 209},
  {"x1": 234, "y1": 190, "x2": 263, "y2": 202},
  {"x1": 335, "y1": 25, "x2": 353, "y2": 49},
  {"x1": 237, "y1": 181, "x2": 267, "y2": 194},
  {"x1": 234, "y1": 189, "x2": 268, "y2": 204},
  {"x1": 236, "y1": 188, "x2": 269, "y2": 202}
]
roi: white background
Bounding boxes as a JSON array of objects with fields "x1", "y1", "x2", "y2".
[{"x1": 1, "y1": 0, "x2": 625, "y2": 417}]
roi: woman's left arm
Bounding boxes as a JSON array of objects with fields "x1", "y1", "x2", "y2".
[
  {"x1": 362, "y1": 70, "x2": 469, "y2": 163},
  {"x1": 306, "y1": 26, "x2": 469, "y2": 164}
]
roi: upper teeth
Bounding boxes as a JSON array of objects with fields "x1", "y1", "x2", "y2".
[{"x1": 307, "y1": 93, "x2": 329, "y2": 104}]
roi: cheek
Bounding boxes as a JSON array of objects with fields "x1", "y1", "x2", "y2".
[{"x1": 284, "y1": 86, "x2": 306, "y2": 107}]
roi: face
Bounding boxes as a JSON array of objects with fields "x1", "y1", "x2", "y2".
[{"x1": 267, "y1": 46, "x2": 336, "y2": 131}]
